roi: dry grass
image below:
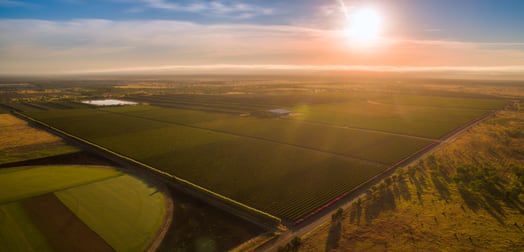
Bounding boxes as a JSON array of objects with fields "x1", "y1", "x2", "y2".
[
  {"x1": 0, "y1": 114, "x2": 61, "y2": 149},
  {"x1": 300, "y1": 105, "x2": 524, "y2": 252},
  {"x1": 0, "y1": 114, "x2": 78, "y2": 164}
]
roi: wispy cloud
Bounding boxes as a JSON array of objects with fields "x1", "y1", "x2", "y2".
[
  {"x1": 139, "y1": 0, "x2": 273, "y2": 18},
  {"x1": 1, "y1": 19, "x2": 523, "y2": 75}
]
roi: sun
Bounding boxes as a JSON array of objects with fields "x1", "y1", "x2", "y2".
[{"x1": 347, "y1": 7, "x2": 382, "y2": 44}]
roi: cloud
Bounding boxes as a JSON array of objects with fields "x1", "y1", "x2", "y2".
[
  {"x1": 0, "y1": 19, "x2": 523, "y2": 75},
  {"x1": 139, "y1": 0, "x2": 273, "y2": 18}
]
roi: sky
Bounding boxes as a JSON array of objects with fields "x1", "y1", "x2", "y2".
[{"x1": 1, "y1": 0, "x2": 524, "y2": 76}]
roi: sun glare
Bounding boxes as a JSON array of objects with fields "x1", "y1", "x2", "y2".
[{"x1": 347, "y1": 7, "x2": 382, "y2": 45}]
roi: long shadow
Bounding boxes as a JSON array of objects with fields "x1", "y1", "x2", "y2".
[
  {"x1": 482, "y1": 195, "x2": 506, "y2": 225},
  {"x1": 430, "y1": 172, "x2": 451, "y2": 201},
  {"x1": 503, "y1": 197, "x2": 524, "y2": 214},
  {"x1": 349, "y1": 201, "x2": 363, "y2": 225},
  {"x1": 364, "y1": 188, "x2": 396, "y2": 223},
  {"x1": 458, "y1": 183, "x2": 509, "y2": 225},
  {"x1": 411, "y1": 175, "x2": 422, "y2": 192},
  {"x1": 457, "y1": 185, "x2": 481, "y2": 212},
  {"x1": 349, "y1": 204, "x2": 360, "y2": 225},
  {"x1": 325, "y1": 222, "x2": 342, "y2": 251},
  {"x1": 0, "y1": 151, "x2": 117, "y2": 168},
  {"x1": 396, "y1": 175, "x2": 411, "y2": 202},
  {"x1": 415, "y1": 173, "x2": 429, "y2": 205}
]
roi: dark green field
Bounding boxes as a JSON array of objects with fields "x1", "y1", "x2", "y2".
[{"x1": 20, "y1": 92, "x2": 505, "y2": 221}]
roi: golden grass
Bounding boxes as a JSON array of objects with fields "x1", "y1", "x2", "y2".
[
  {"x1": 0, "y1": 114, "x2": 78, "y2": 164},
  {"x1": 300, "y1": 106, "x2": 524, "y2": 252},
  {"x1": 0, "y1": 114, "x2": 62, "y2": 149}
]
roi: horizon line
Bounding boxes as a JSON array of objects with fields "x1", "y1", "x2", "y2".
[{"x1": 2, "y1": 64, "x2": 524, "y2": 76}]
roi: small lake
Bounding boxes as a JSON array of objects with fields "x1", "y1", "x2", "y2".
[{"x1": 81, "y1": 99, "x2": 138, "y2": 106}]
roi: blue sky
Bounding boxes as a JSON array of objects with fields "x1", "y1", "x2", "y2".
[{"x1": 1, "y1": 0, "x2": 524, "y2": 75}]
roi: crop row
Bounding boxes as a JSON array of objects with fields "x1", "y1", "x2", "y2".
[
  {"x1": 106, "y1": 106, "x2": 433, "y2": 165},
  {"x1": 24, "y1": 108, "x2": 386, "y2": 221},
  {"x1": 129, "y1": 94, "x2": 271, "y2": 114}
]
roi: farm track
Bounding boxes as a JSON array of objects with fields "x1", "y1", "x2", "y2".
[
  {"x1": 99, "y1": 109, "x2": 391, "y2": 167},
  {"x1": 256, "y1": 110, "x2": 498, "y2": 252}
]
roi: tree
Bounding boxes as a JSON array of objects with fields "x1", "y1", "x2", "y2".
[
  {"x1": 331, "y1": 208, "x2": 344, "y2": 222},
  {"x1": 278, "y1": 237, "x2": 302, "y2": 252},
  {"x1": 290, "y1": 237, "x2": 302, "y2": 250}
]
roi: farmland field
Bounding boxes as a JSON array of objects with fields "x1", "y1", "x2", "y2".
[
  {"x1": 56, "y1": 174, "x2": 166, "y2": 251},
  {"x1": 300, "y1": 105, "x2": 524, "y2": 252},
  {"x1": 0, "y1": 165, "x2": 121, "y2": 204},
  {"x1": 0, "y1": 109, "x2": 264, "y2": 251},
  {"x1": 0, "y1": 114, "x2": 78, "y2": 164},
  {"x1": 0, "y1": 202, "x2": 53, "y2": 252},
  {"x1": 0, "y1": 165, "x2": 168, "y2": 251},
  {"x1": 21, "y1": 92, "x2": 506, "y2": 221}
]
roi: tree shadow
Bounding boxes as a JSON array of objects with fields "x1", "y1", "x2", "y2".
[
  {"x1": 502, "y1": 197, "x2": 524, "y2": 214},
  {"x1": 349, "y1": 202, "x2": 362, "y2": 225},
  {"x1": 408, "y1": 170, "x2": 429, "y2": 206},
  {"x1": 417, "y1": 173, "x2": 430, "y2": 189},
  {"x1": 325, "y1": 222, "x2": 342, "y2": 251},
  {"x1": 457, "y1": 185, "x2": 481, "y2": 212},
  {"x1": 364, "y1": 187, "x2": 396, "y2": 223},
  {"x1": 430, "y1": 172, "x2": 451, "y2": 201},
  {"x1": 396, "y1": 174, "x2": 411, "y2": 202},
  {"x1": 482, "y1": 195, "x2": 506, "y2": 225}
]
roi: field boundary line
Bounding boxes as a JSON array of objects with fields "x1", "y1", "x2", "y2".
[
  {"x1": 14, "y1": 111, "x2": 282, "y2": 226},
  {"x1": 292, "y1": 141, "x2": 438, "y2": 225},
  {"x1": 282, "y1": 118, "x2": 441, "y2": 142},
  {"x1": 99, "y1": 109, "x2": 391, "y2": 167},
  {"x1": 257, "y1": 108, "x2": 502, "y2": 251},
  {"x1": 290, "y1": 110, "x2": 496, "y2": 224}
]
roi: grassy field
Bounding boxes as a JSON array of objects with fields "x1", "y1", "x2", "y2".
[
  {"x1": 21, "y1": 92, "x2": 506, "y2": 221},
  {"x1": 0, "y1": 114, "x2": 78, "y2": 164},
  {"x1": 0, "y1": 202, "x2": 53, "y2": 252},
  {"x1": 112, "y1": 106, "x2": 432, "y2": 164},
  {"x1": 0, "y1": 165, "x2": 168, "y2": 251},
  {"x1": 291, "y1": 99, "x2": 498, "y2": 138},
  {"x1": 56, "y1": 174, "x2": 167, "y2": 252},
  {"x1": 24, "y1": 107, "x2": 387, "y2": 220},
  {"x1": 0, "y1": 165, "x2": 121, "y2": 204},
  {"x1": 300, "y1": 105, "x2": 524, "y2": 251},
  {"x1": 46, "y1": 110, "x2": 388, "y2": 220}
]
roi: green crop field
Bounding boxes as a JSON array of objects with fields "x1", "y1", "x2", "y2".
[
  {"x1": 110, "y1": 106, "x2": 432, "y2": 164},
  {"x1": 291, "y1": 100, "x2": 499, "y2": 138},
  {"x1": 0, "y1": 202, "x2": 53, "y2": 252},
  {"x1": 56, "y1": 175, "x2": 166, "y2": 252},
  {"x1": 0, "y1": 165, "x2": 168, "y2": 251},
  {"x1": 21, "y1": 93, "x2": 506, "y2": 221},
  {"x1": 0, "y1": 165, "x2": 121, "y2": 204}
]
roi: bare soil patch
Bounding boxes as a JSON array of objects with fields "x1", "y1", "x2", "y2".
[{"x1": 22, "y1": 193, "x2": 114, "y2": 252}]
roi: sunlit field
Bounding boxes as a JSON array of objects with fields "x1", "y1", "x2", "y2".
[
  {"x1": 0, "y1": 165, "x2": 167, "y2": 251},
  {"x1": 15, "y1": 88, "x2": 505, "y2": 222}
]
